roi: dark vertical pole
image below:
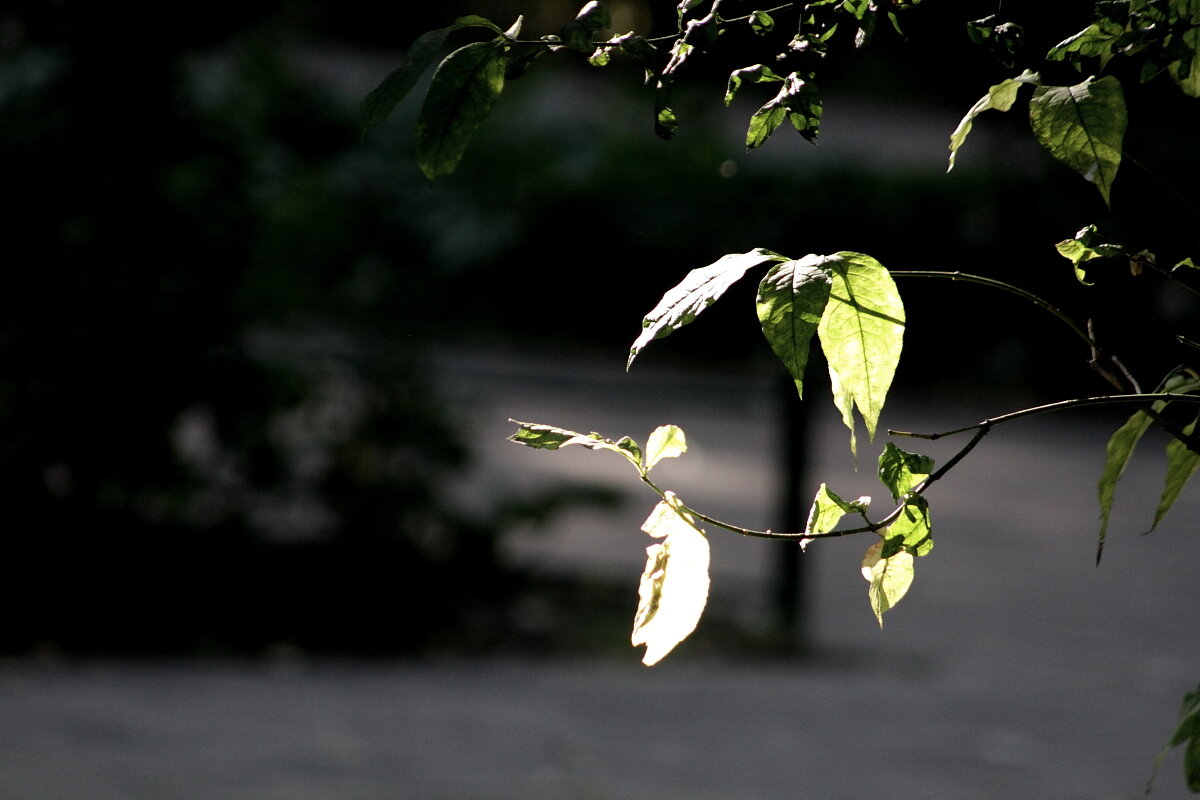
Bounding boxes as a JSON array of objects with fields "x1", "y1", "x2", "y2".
[{"x1": 773, "y1": 374, "x2": 812, "y2": 653}]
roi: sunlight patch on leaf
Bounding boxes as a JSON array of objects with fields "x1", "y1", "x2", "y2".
[
  {"x1": 508, "y1": 420, "x2": 642, "y2": 469},
  {"x1": 632, "y1": 493, "x2": 710, "y2": 666},
  {"x1": 803, "y1": 484, "x2": 867, "y2": 550},
  {"x1": 878, "y1": 442, "x2": 934, "y2": 500}
]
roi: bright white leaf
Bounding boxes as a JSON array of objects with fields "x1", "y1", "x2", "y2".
[
  {"x1": 631, "y1": 493, "x2": 710, "y2": 666},
  {"x1": 644, "y1": 425, "x2": 687, "y2": 471}
]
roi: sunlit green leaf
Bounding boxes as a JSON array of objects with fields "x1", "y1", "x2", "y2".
[
  {"x1": 756, "y1": 256, "x2": 833, "y2": 399},
  {"x1": 816, "y1": 252, "x2": 906, "y2": 454},
  {"x1": 878, "y1": 442, "x2": 934, "y2": 500},
  {"x1": 508, "y1": 420, "x2": 642, "y2": 468},
  {"x1": 862, "y1": 539, "x2": 914, "y2": 627},
  {"x1": 886, "y1": 495, "x2": 933, "y2": 556},
  {"x1": 632, "y1": 493, "x2": 711, "y2": 666},
  {"x1": 947, "y1": 69, "x2": 1040, "y2": 172},
  {"x1": 1029, "y1": 76, "x2": 1127, "y2": 206},
  {"x1": 725, "y1": 64, "x2": 784, "y2": 106},
  {"x1": 1046, "y1": 20, "x2": 1123, "y2": 69},
  {"x1": 746, "y1": 73, "x2": 822, "y2": 147},
  {"x1": 1151, "y1": 418, "x2": 1200, "y2": 531},
  {"x1": 803, "y1": 484, "x2": 868, "y2": 549},
  {"x1": 628, "y1": 248, "x2": 787, "y2": 369},
  {"x1": 1054, "y1": 224, "x2": 1126, "y2": 284},
  {"x1": 415, "y1": 39, "x2": 508, "y2": 180},
  {"x1": 645, "y1": 425, "x2": 687, "y2": 470}
]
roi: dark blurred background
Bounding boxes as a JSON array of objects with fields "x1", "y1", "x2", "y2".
[{"x1": 1, "y1": 0, "x2": 1196, "y2": 657}]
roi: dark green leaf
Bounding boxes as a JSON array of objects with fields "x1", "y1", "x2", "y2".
[
  {"x1": 862, "y1": 540, "x2": 914, "y2": 627},
  {"x1": 628, "y1": 249, "x2": 788, "y2": 369},
  {"x1": 1097, "y1": 409, "x2": 1153, "y2": 561},
  {"x1": 1151, "y1": 418, "x2": 1200, "y2": 531},
  {"x1": 1152, "y1": 684, "x2": 1200, "y2": 793},
  {"x1": 1029, "y1": 76, "x2": 1127, "y2": 206},
  {"x1": 415, "y1": 39, "x2": 508, "y2": 180},
  {"x1": 878, "y1": 442, "x2": 934, "y2": 500},
  {"x1": 750, "y1": 10, "x2": 775, "y2": 34},
  {"x1": 655, "y1": 81, "x2": 679, "y2": 139},
  {"x1": 816, "y1": 252, "x2": 906, "y2": 454},
  {"x1": 1046, "y1": 20, "x2": 1123, "y2": 69},
  {"x1": 746, "y1": 73, "x2": 822, "y2": 147},
  {"x1": 508, "y1": 420, "x2": 644, "y2": 469},
  {"x1": 725, "y1": 64, "x2": 784, "y2": 106},
  {"x1": 756, "y1": 256, "x2": 833, "y2": 398}
]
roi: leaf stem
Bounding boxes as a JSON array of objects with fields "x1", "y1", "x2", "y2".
[{"x1": 891, "y1": 269, "x2": 1136, "y2": 392}]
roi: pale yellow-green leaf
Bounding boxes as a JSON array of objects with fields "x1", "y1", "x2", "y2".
[
  {"x1": 816, "y1": 252, "x2": 906, "y2": 455},
  {"x1": 644, "y1": 425, "x2": 687, "y2": 471},
  {"x1": 1029, "y1": 76, "x2": 1127, "y2": 206},
  {"x1": 631, "y1": 493, "x2": 710, "y2": 666},
  {"x1": 947, "y1": 69, "x2": 1040, "y2": 172},
  {"x1": 861, "y1": 540, "x2": 914, "y2": 627}
]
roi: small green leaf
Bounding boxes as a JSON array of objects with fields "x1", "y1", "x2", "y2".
[
  {"x1": 1174, "y1": 257, "x2": 1199, "y2": 272},
  {"x1": 878, "y1": 442, "x2": 934, "y2": 500},
  {"x1": 1097, "y1": 408, "x2": 1154, "y2": 561},
  {"x1": 632, "y1": 493, "x2": 711, "y2": 666},
  {"x1": 750, "y1": 10, "x2": 775, "y2": 34},
  {"x1": 756, "y1": 256, "x2": 833, "y2": 399},
  {"x1": 862, "y1": 539, "x2": 914, "y2": 627},
  {"x1": 415, "y1": 39, "x2": 508, "y2": 180},
  {"x1": 886, "y1": 496, "x2": 933, "y2": 557},
  {"x1": 947, "y1": 69, "x2": 1041, "y2": 172},
  {"x1": 1151, "y1": 683, "x2": 1200, "y2": 793},
  {"x1": 1170, "y1": 25, "x2": 1200, "y2": 97},
  {"x1": 1151, "y1": 418, "x2": 1200, "y2": 531},
  {"x1": 746, "y1": 73, "x2": 822, "y2": 147},
  {"x1": 1046, "y1": 20, "x2": 1123, "y2": 68},
  {"x1": 804, "y1": 484, "x2": 868, "y2": 546},
  {"x1": 645, "y1": 425, "x2": 687, "y2": 470},
  {"x1": 1029, "y1": 76, "x2": 1127, "y2": 206},
  {"x1": 816, "y1": 252, "x2": 906, "y2": 455},
  {"x1": 724, "y1": 64, "x2": 784, "y2": 107},
  {"x1": 628, "y1": 248, "x2": 787, "y2": 369},
  {"x1": 508, "y1": 420, "x2": 642, "y2": 468},
  {"x1": 1054, "y1": 224, "x2": 1126, "y2": 284}
]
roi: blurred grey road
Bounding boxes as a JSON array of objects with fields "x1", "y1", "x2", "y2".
[{"x1": 2, "y1": 346, "x2": 1198, "y2": 799}]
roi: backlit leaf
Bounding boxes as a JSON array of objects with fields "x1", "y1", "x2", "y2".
[
  {"x1": 803, "y1": 484, "x2": 867, "y2": 549},
  {"x1": 415, "y1": 39, "x2": 508, "y2": 180},
  {"x1": 1151, "y1": 418, "x2": 1200, "y2": 531},
  {"x1": 632, "y1": 493, "x2": 710, "y2": 666},
  {"x1": 886, "y1": 496, "x2": 933, "y2": 557},
  {"x1": 862, "y1": 540, "x2": 914, "y2": 627},
  {"x1": 878, "y1": 442, "x2": 934, "y2": 500},
  {"x1": 645, "y1": 425, "x2": 687, "y2": 470},
  {"x1": 1152, "y1": 683, "x2": 1200, "y2": 793},
  {"x1": 746, "y1": 73, "x2": 822, "y2": 147},
  {"x1": 508, "y1": 420, "x2": 642, "y2": 468},
  {"x1": 947, "y1": 69, "x2": 1040, "y2": 171},
  {"x1": 816, "y1": 252, "x2": 906, "y2": 454},
  {"x1": 1029, "y1": 76, "x2": 1127, "y2": 206},
  {"x1": 725, "y1": 64, "x2": 784, "y2": 106},
  {"x1": 756, "y1": 256, "x2": 833, "y2": 399},
  {"x1": 1097, "y1": 408, "x2": 1153, "y2": 561},
  {"x1": 1054, "y1": 223, "x2": 1126, "y2": 284},
  {"x1": 628, "y1": 248, "x2": 787, "y2": 369}
]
